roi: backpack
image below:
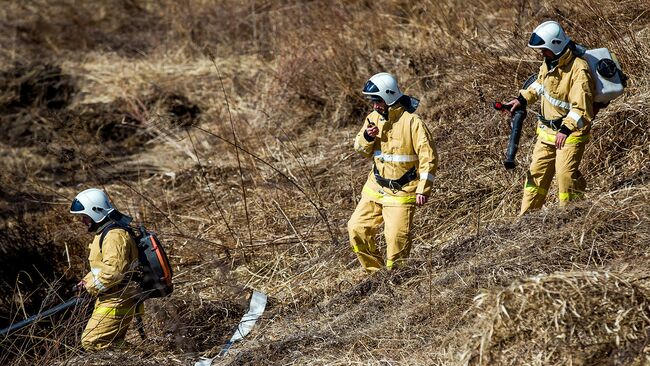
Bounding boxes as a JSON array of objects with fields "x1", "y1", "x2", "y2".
[
  {"x1": 99, "y1": 223, "x2": 174, "y2": 301},
  {"x1": 525, "y1": 44, "x2": 627, "y2": 116},
  {"x1": 572, "y1": 44, "x2": 627, "y2": 105}
]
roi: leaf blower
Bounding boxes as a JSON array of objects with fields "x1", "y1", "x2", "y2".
[
  {"x1": 493, "y1": 101, "x2": 527, "y2": 169},
  {"x1": 494, "y1": 74, "x2": 537, "y2": 170}
]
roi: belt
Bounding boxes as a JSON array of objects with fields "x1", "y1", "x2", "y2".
[
  {"x1": 537, "y1": 115, "x2": 563, "y2": 130},
  {"x1": 373, "y1": 165, "x2": 418, "y2": 191}
]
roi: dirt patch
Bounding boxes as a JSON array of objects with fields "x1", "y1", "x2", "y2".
[
  {"x1": 149, "y1": 297, "x2": 246, "y2": 353},
  {"x1": 0, "y1": 63, "x2": 75, "y2": 111},
  {"x1": 0, "y1": 63, "x2": 202, "y2": 188},
  {"x1": 164, "y1": 93, "x2": 201, "y2": 128},
  {"x1": 0, "y1": 62, "x2": 201, "y2": 150},
  {"x1": 0, "y1": 62, "x2": 145, "y2": 150},
  {"x1": 0, "y1": 186, "x2": 55, "y2": 222}
]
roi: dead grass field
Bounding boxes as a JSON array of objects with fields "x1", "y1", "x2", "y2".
[{"x1": 0, "y1": 0, "x2": 648, "y2": 365}]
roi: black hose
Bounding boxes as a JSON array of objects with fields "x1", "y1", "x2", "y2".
[
  {"x1": 0, "y1": 297, "x2": 82, "y2": 337},
  {"x1": 503, "y1": 109, "x2": 527, "y2": 170},
  {"x1": 501, "y1": 73, "x2": 537, "y2": 170}
]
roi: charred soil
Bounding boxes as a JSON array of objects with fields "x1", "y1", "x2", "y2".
[{"x1": 0, "y1": 1, "x2": 649, "y2": 365}]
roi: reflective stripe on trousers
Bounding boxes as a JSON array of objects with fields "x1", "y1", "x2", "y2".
[
  {"x1": 93, "y1": 303, "x2": 144, "y2": 317},
  {"x1": 362, "y1": 186, "x2": 416, "y2": 205},
  {"x1": 537, "y1": 126, "x2": 590, "y2": 145},
  {"x1": 559, "y1": 191, "x2": 585, "y2": 202},
  {"x1": 82, "y1": 301, "x2": 143, "y2": 350},
  {"x1": 524, "y1": 183, "x2": 548, "y2": 196},
  {"x1": 520, "y1": 139, "x2": 587, "y2": 215}
]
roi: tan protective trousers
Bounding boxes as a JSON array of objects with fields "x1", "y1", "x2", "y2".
[
  {"x1": 81, "y1": 297, "x2": 144, "y2": 350},
  {"x1": 348, "y1": 195, "x2": 415, "y2": 272},
  {"x1": 520, "y1": 139, "x2": 587, "y2": 215}
]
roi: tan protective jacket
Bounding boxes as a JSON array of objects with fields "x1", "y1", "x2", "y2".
[
  {"x1": 520, "y1": 50, "x2": 595, "y2": 145},
  {"x1": 83, "y1": 226, "x2": 139, "y2": 303},
  {"x1": 353, "y1": 105, "x2": 438, "y2": 206}
]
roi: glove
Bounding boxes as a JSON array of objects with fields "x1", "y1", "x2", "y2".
[{"x1": 74, "y1": 280, "x2": 87, "y2": 293}]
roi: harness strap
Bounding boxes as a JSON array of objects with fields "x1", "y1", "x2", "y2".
[
  {"x1": 537, "y1": 115, "x2": 564, "y2": 130},
  {"x1": 99, "y1": 223, "x2": 135, "y2": 251},
  {"x1": 373, "y1": 165, "x2": 418, "y2": 191},
  {"x1": 97, "y1": 223, "x2": 138, "y2": 288}
]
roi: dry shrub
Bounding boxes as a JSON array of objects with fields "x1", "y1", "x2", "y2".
[
  {"x1": 462, "y1": 271, "x2": 650, "y2": 366},
  {"x1": 0, "y1": 292, "x2": 92, "y2": 366},
  {"x1": 0, "y1": 215, "x2": 90, "y2": 366},
  {"x1": 0, "y1": 223, "x2": 61, "y2": 327},
  {"x1": 0, "y1": 0, "x2": 649, "y2": 365}
]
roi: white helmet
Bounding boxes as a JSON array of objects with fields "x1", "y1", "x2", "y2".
[
  {"x1": 70, "y1": 188, "x2": 115, "y2": 223},
  {"x1": 528, "y1": 21, "x2": 571, "y2": 56},
  {"x1": 362, "y1": 72, "x2": 403, "y2": 106}
]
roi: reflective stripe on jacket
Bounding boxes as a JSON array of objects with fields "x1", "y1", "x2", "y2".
[
  {"x1": 83, "y1": 227, "x2": 139, "y2": 301},
  {"x1": 520, "y1": 50, "x2": 595, "y2": 144},
  {"x1": 353, "y1": 105, "x2": 438, "y2": 206}
]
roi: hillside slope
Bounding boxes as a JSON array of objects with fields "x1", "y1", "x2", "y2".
[{"x1": 0, "y1": 1, "x2": 648, "y2": 365}]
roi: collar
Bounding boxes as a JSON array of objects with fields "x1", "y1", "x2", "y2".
[
  {"x1": 94, "y1": 220, "x2": 113, "y2": 235},
  {"x1": 543, "y1": 48, "x2": 575, "y2": 72},
  {"x1": 387, "y1": 104, "x2": 405, "y2": 123}
]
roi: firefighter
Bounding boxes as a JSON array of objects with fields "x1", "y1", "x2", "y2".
[
  {"x1": 505, "y1": 21, "x2": 595, "y2": 215},
  {"x1": 70, "y1": 188, "x2": 142, "y2": 350},
  {"x1": 348, "y1": 72, "x2": 438, "y2": 272}
]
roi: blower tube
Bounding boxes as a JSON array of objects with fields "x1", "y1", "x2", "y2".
[
  {"x1": 503, "y1": 109, "x2": 527, "y2": 169},
  {"x1": 496, "y1": 74, "x2": 537, "y2": 170},
  {"x1": 0, "y1": 297, "x2": 83, "y2": 336}
]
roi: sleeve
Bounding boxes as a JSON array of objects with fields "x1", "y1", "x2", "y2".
[
  {"x1": 412, "y1": 117, "x2": 438, "y2": 196},
  {"x1": 353, "y1": 115, "x2": 377, "y2": 158},
  {"x1": 519, "y1": 68, "x2": 544, "y2": 105},
  {"x1": 84, "y1": 231, "x2": 133, "y2": 296},
  {"x1": 562, "y1": 66, "x2": 594, "y2": 132}
]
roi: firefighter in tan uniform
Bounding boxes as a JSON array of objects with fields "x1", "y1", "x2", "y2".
[
  {"x1": 348, "y1": 73, "x2": 438, "y2": 272},
  {"x1": 506, "y1": 21, "x2": 595, "y2": 215},
  {"x1": 70, "y1": 188, "x2": 142, "y2": 350}
]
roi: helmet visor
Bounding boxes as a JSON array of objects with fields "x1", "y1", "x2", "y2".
[
  {"x1": 70, "y1": 199, "x2": 85, "y2": 213},
  {"x1": 528, "y1": 33, "x2": 546, "y2": 47},
  {"x1": 362, "y1": 80, "x2": 380, "y2": 94}
]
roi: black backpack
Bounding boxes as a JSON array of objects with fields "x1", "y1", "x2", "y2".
[{"x1": 99, "y1": 223, "x2": 174, "y2": 301}]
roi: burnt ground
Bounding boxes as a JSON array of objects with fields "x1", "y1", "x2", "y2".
[{"x1": 0, "y1": 1, "x2": 649, "y2": 365}]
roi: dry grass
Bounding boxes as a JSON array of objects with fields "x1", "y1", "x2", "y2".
[
  {"x1": 463, "y1": 270, "x2": 650, "y2": 365},
  {"x1": 0, "y1": 0, "x2": 649, "y2": 365}
]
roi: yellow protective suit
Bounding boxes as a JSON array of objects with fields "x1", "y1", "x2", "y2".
[
  {"x1": 348, "y1": 104, "x2": 438, "y2": 271},
  {"x1": 519, "y1": 49, "x2": 594, "y2": 214},
  {"x1": 81, "y1": 224, "x2": 142, "y2": 350}
]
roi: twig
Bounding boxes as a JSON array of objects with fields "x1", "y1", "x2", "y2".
[
  {"x1": 192, "y1": 125, "x2": 339, "y2": 245},
  {"x1": 185, "y1": 129, "x2": 239, "y2": 245},
  {"x1": 272, "y1": 199, "x2": 311, "y2": 258},
  {"x1": 206, "y1": 50, "x2": 254, "y2": 263}
]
